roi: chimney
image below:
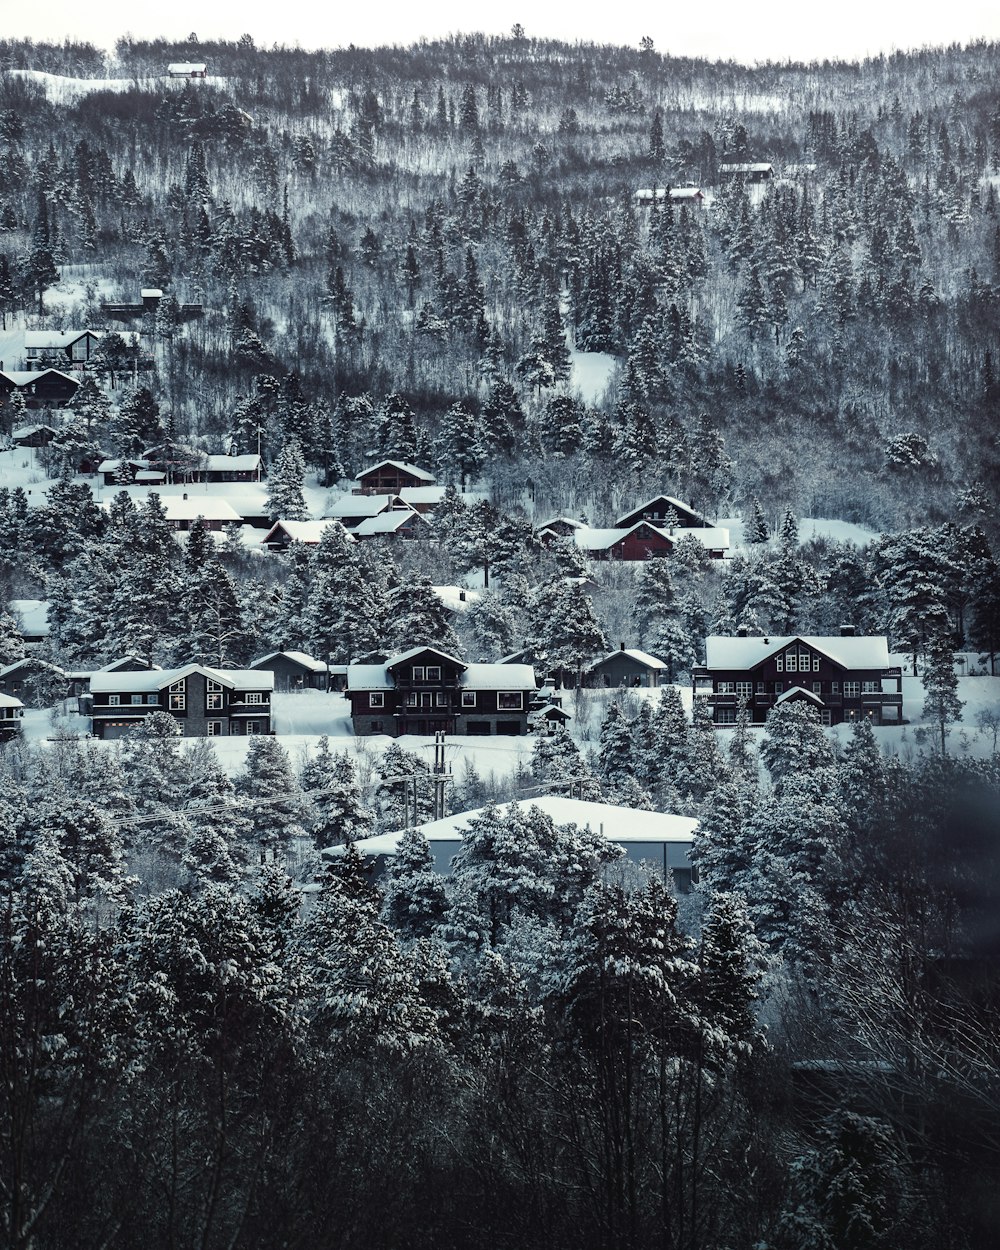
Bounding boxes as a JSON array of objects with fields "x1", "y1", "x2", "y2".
[
  {"x1": 183, "y1": 492, "x2": 188, "y2": 500},
  {"x1": 620, "y1": 642, "x2": 626, "y2": 651},
  {"x1": 763, "y1": 637, "x2": 769, "y2": 645},
  {"x1": 840, "y1": 625, "x2": 856, "y2": 637}
]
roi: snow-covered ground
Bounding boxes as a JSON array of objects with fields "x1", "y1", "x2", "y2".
[
  {"x1": 569, "y1": 348, "x2": 618, "y2": 404},
  {"x1": 5, "y1": 69, "x2": 229, "y2": 104}
]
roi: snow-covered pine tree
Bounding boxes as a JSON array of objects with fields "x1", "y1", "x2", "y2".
[
  {"x1": 380, "y1": 826, "x2": 449, "y2": 942},
  {"x1": 265, "y1": 438, "x2": 309, "y2": 521}
]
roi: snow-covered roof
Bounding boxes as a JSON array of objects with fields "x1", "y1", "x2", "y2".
[
  {"x1": 615, "y1": 495, "x2": 712, "y2": 527},
  {"x1": 135, "y1": 471, "x2": 166, "y2": 483},
  {"x1": 635, "y1": 186, "x2": 703, "y2": 201},
  {"x1": 326, "y1": 494, "x2": 396, "y2": 518},
  {"x1": 24, "y1": 330, "x2": 96, "y2": 349},
  {"x1": 345, "y1": 663, "x2": 391, "y2": 691},
  {"x1": 89, "y1": 663, "x2": 274, "y2": 694},
  {"x1": 536, "y1": 516, "x2": 586, "y2": 531},
  {"x1": 11, "y1": 424, "x2": 58, "y2": 439},
  {"x1": 703, "y1": 635, "x2": 892, "y2": 670},
  {"x1": 203, "y1": 454, "x2": 262, "y2": 472},
  {"x1": 776, "y1": 685, "x2": 824, "y2": 706},
  {"x1": 0, "y1": 657, "x2": 67, "y2": 678},
  {"x1": 1, "y1": 369, "x2": 79, "y2": 387},
  {"x1": 140, "y1": 288, "x2": 163, "y2": 298},
  {"x1": 251, "y1": 651, "x2": 329, "y2": 673},
  {"x1": 353, "y1": 510, "x2": 425, "y2": 536},
  {"x1": 101, "y1": 495, "x2": 243, "y2": 523},
  {"x1": 261, "y1": 520, "x2": 342, "y2": 545},
  {"x1": 573, "y1": 522, "x2": 730, "y2": 552},
  {"x1": 574, "y1": 527, "x2": 636, "y2": 551},
  {"x1": 397, "y1": 486, "x2": 484, "y2": 506},
  {"x1": 462, "y1": 663, "x2": 535, "y2": 691},
  {"x1": 167, "y1": 62, "x2": 206, "y2": 73},
  {"x1": 0, "y1": 693, "x2": 24, "y2": 709},
  {"x1": 95, "y1": 656, "x2": 162, "y2": 673},
  {"x1": 98, "y1": 458, "x2": 149, "y2": 473},
  {"x1": 354, "y1": 460, "x2": 436, "y2": 483},
  {"x1": 387, "y1": 646, "x2": 465, "y2": 670},
  {"x1": 590, "y1": 649, "x2": 667, "y2": 671},
  {"x1": 333, "y1": 797, "x2": 697, "y2": 857},
  {"x1": 719, "y1": 162, "x2": 774, "y2": 173}
]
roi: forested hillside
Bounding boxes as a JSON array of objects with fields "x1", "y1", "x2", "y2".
[{"x1": 1, "y1": 30, "x2": 999, "y2": 1250}]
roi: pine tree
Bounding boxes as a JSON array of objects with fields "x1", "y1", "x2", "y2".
[
  {"x1": 380, "y1": 827, "x2": 449, "y2": 941},
  {"x1": 300, "y1": 737, "x2": 373, "y2": 848},
  {"x1": 745, "y1": 498, "x2": 769, "y2": 544},
  {"x1": 265, "y1": 439, "x2": 309, "y2": 521},
  {"x1": 921, "y1": 632, "x2": 963, "y2": 753}
]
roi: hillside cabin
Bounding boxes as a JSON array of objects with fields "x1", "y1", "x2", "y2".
[
  {"x1": 167, "y1": 62, "x2": 207, "y2": 77},
  {"x1": 718, "y1": 162, "x2": 774, "y2": 183},
  {"x1": 692, "y1": 632, "x2": 904, "y2": 726},
  {"x1": 574, "y1": 521, "x2": 729, "y2": 561},
  {"x1": 10, "y1": 424, "x2": 58, "y2": 447},
  {"x1": 615, "y1": 495, "x2": 713, "y2": 530},
  {"x1": 587, "y1": 646, "x2": 668, "y2": 689},
  {"x1": 326, "y1": 797, "x2": 699, "y2": 894},
  {"x1": 87, "y1": 663, "x2": 273, "y2": 739},
  {"x1": 354, "y1": 460, "x2": 436, "y2": 494},
  {"x1": 635, "y1": 186, "x2": 705, "y2": 208},
  {"x1": 347, "y1": 645, "x2": 536, "y2": 737},
  {"x1": 0, "y1": 370, "x2": 80, "y2": 408}
]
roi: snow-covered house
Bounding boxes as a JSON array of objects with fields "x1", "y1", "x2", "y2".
[
  {"x1": 167, "y1": 62, "x2": 207, "y2": 77},
  {"x1": 614, "y1": 495, "x2": 713, "y2": 530},
  {"x1": 353, "y1": 460, "x2": 436, "y2": 495},
  {"x1": 10, "y1": 424, "x2": 58, "y2": 447},
  {"x1": 0, "y1": 692, "x2": 24, "y2": 741},
  {"x1": 0, "y1": 656, "x2": 69, "y2": 704},
  {"x1": 587, "y1": 646, "x2": 668, "y2": 689},
  {"x1": 326, "y1": 796, "x2": 699, "y2": 893},
  {"x1": 250, "y1": 651, "x2": 332, "y2": 691},
  {"x1": 325, "y1": 492, "x2": 413, "y2": 528},
  {"x1": 692, "y1": 632, "x2": 904, "y2": 726},
  {"x1": 24, "y1": 329, "x2": 124, "y2": 369},
  {"x1": 347, "y1": 645, "x2": 537, "y2": 737},
  {"x1": 260, "y1": 520, "x2": 351, "y2": 549},
  {"x1": 100, "y1": 494, "x2": 244, "y2": 531},
  {"x1": 87, "y1": 663, "x2": 274, "y2": 739},
  {"x1": 573, "y1": 521, "x2": 729, "y2": 561},
  {"x1": 635, "y1": 186, "x2": 706, "y2": 207},
  {"x1": 718, "y1": 162, "x2": 775, "y2": 182},
  {"x1": 0, "y1": 369, "x2": 80, "y2": 408}
]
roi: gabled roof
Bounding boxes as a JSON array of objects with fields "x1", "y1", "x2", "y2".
[
  {"x1": 536, "y1": 516, "x2": 586, "y2": 531},
  {"x1": 89, "y1": 663, "x2": 274, "y2": 694},
  {"x1": 326, "y1": 494, "x2": 398, "y2": 518},
  {"x1": 0, "y1": 656, "x2": 67, "y2": 679},
  {"x1": 353, "y1": 510, "x2": 427, "y2": 536},
  {"x1": 386, "y1": 646, "x2": 466, "y2": 671},
  {"x1": 354, "y1": 460, "x2": 436, "y2": 483},
  {"x1": 614, "y1": 494, "x2": 712, "y2": 527},
  {"x1": 24, "y1": 329, "x2": 99, "y2": 350},
  {"x1": 260, "y1": 520, "x2": 345, "y2": 545},
  {"x1": 776, "y1": 685, "x2": 825, "y2": 706},
  {"x1": 1, "y1": 368, "x2": 80, "y2": 387},
  {"x1": 0, "y1": 693, "x2": 24, "y2": 709},
  {"x1": 95, "y1": 656, "x2": 161, "y2": 673},
  {"x1": 12, "y1": 424, "x2": 58, "y2": 439},
  {"x1": 590, "y1": 648, "x2": 667, "y2": 671},
  {"x1": 345, "y1": 663, "x2": 392, "y2": 691},
  {"x1": 703, "y1": 635, "x2": 891, "y2": 671},
  {"x1": 251, "y1": 651, "x2": 329, "y2": 673}
]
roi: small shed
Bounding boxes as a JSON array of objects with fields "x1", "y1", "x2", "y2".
[{"x1": 588, "y1": 646, "x2": 668, "y2": 689}]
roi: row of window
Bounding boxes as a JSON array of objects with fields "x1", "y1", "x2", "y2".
[
  {"x1": 369, "y1": 691, "x2": 524, "y2": 710},
  {"x1": 715, "y1": 680, "x2": 881, "y2": 696},
  {"x1": 107, "y1": 687, "x2": 268, "y2": 710},
  {"x1": 410, "y1": 665, "x2": 443, "y2": 683},
  {"x1": 776, "y1": 649, "x2": 822, "y2": 673}
]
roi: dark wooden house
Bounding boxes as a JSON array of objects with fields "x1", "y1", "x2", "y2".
[
  {"x1": 250, "y1": 651, "x2": 330, "y2": 691},
  {"x1": 0, "y1": 693, "x2": 24, "y2": 741},
  {"x1": 347, "y1": 646, "x2": 536, "y2": 737},
  {"x1": 87, "y1": 663, "x2": 273, "y2": 739},
  {"x1": 614, "y1": 495, "x2": 712, "y2": 530},
  {"x1": 0, "y1": 369, "x2": 80, "y2": 408},
  {"x1": 587, "y1": 646, "x2": 668, "y2": 689},
  {"x1": 353, "y1": 460, "x2": 436, "y2": 495},
  {"x1": 692, "y1": 633, "x2": 904, "y2": 727}
]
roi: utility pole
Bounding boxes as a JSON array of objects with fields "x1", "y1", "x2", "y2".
[{"x1": 432, "y1": 729, "x2": 451, "y2": 821}]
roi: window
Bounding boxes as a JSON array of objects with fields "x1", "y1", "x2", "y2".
[
  {"x1": 785, "y1": 653, "x2": 797, "y2": 672},
  {"x1": 776, "y1": 655, "x2": 784, "y2": 672},
  {"x1": 108, "y1": 695, "x2": 120, "y2": 706},
  {"x1": 862, "y1": 680, "x2": 879, "y2": 694},
  {"x1": 131, "y1": 694, "x2": 143, "y2": 705},
  {"x1": 717, "y1": 681, "x2": 735, "y2": 694},
  {"x1": 831, "y1": 681, "x2": 840, "y2": 693},
  {"x1": 716, "y1": 707, "x2": 737, "y2": 724},
  {"x1": 426, "y1": 666, "x2": 441, "y2": 682},
  {"x1": 370, "y1": 692, "x2": 384, "y2": 708},
  {"x1": 146, "y1": 694, "x2": 158, "y2": 704},
  {"x1": 245, "y1": 721, "x2": 261, "y2": 735},
  {"x1": 812, "y1": 682, "x2": 822, "y2": 694},
  {"x1": 497, "y1": 692, "x2": 523, "y2": 711},
  {"x1": 773, "y1": 682, "x2": 783, "y2": 693},
  {"x1": 207, "y1": 721, "x2": 223, "y2": 736},
  {"x1": 461, "y1": 691, "x2": 476, "y2": 708},
  {"x1": 843, "y1": 681, "x2": 860, "y2": 698},
  {"x1": 435, "y1": 692, "x2": 448, "y2": 707},
  {"x1": 206, "y1": 678, "x2": 223, "y2": 692},
  {"x1": 207, "y1": 692, "x2": 223, "y2": 710},
  {"x1": 813, "y1": 655, "x2": 821, "y2": 672},
  {"x1": 736, "y1": 682, "x2": 752, "y2": 699},
  {"x1": 245, "y1": 692, "x2": 265, "y2": 704},
  {"x1": 412, "y1": 666, "x2": 425, "y2": 681},
  {"x1": 755, "y1": 682, "x2": 765, "y2": 693},
  {"x1": 821, "y1": 710, "x2": 832, "y2": 726},
  {"x1": 169, "y1": 692, "x2": 185, "y2": 711},
  {"x1": 405, "y1": 692, "x2": 418, "y2": 707}
]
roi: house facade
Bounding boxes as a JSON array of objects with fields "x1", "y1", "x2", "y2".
[
  {"x1": 0, "y1": 693, "x2": 25, "y2": 740},
  {"x1": 347, "y1": 646, "x2": 536, "y2": 737},
  {"x1": 588, "y1": 647, "x2": 667, "y2": 688},
  {"x1": 353, "y1": 460, "x2": 436, "y2": 494},
  {"x1": 614, "y1": 495, "x2": 713, "y2": 530},
  {"x1": 692, "y1": 634, "x2": 904, "y2": 727},
  {"x1": 0, "y1": 369, "x2": 80, "y2": 408},
  {"x1": 574, "y1": 521, "x2": 729, "y2": 561},
  {"x1": 719, "y1": 162, "x2": 775, "y2": 182},
  {"x1": 250, "y1": 651, "x2": 330, "y2": 691},
  {"x1": 87, "y1": 664, "x2": 274, "y2": 739}
]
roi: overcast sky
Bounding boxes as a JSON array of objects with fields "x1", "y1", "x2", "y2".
[{"x1": 5, "y1": 0, "x2": 999, "y2": 65}]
